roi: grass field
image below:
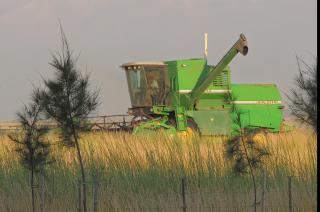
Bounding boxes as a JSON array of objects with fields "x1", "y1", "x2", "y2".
[{"x1": 0, "y1": 128, "x2": 316, "y2": 211}]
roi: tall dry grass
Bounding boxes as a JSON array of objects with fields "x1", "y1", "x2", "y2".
[{"x1": 0, "y1": 128, "x2": 316, "y2": 211}]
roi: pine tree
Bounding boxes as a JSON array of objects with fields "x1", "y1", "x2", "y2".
[
  {"x1": 36, "y1": 27, "x2": 99, "y2": 212},
  {"x1": 225, "y1": 93, "x2": 269, "y2": 212},
  {"x1": 8, "y1": 93, "x2": 51, "y2": 212},
  {"x1": 287, "y1": 56, "x2": 317, "y2": 133}
]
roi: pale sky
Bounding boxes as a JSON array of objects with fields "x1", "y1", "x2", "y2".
[{"x1": 0, "y1": 0, "x2": 317, "y2": 121}]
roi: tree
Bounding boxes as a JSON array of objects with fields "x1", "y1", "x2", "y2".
[
  {"x1": 287, "y1": 56, "x2": 317, "y2": 132},
  {"x1": 8, "y1": 93, "x2": 51, "y2": 212},
  {"x1": 225, "y1": 94, "x2": 269, "y2": 212},
  {"x1": 36, "y1": 28, "x2": 99, "y2": 212}
]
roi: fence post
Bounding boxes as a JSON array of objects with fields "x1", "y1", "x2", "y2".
[
  {"x1": 182, "y1": 178, "x2": 186, "y2": 212},
  {"x1": 40, "y1": 171, "x2": 45, "y2": 212},
  {"x1": 52, "y1": 169, "x2": 55, "y2": 201},
  {"x1": 261, "y1": 168, "x2": 267, "y2": 212},
  {"x1": 78, "y1": 179, "x2": 82, "y2": 212},
  {"x1": 93, "y1": 172, "x2": 99, "y2": 212},
  {"x1": 288, "y1": 176, "x2": 293, "y2": 212},
  {"x1": 103, "y1": 116, "x2": 106, "y2": 129}
]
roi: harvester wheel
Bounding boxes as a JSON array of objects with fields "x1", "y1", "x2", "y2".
[
  {"x1": 178, "y1": 118, "x2": 200, "y2": 138},
  {"x1": 168, "y1": 117, "x2": 200, "y2": 138},
  {"x1": 249, "y1": 128, "x2": 268, "y2": 143}
]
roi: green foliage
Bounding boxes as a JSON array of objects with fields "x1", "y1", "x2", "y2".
[
  {"x1": 225, "y1": 92, "x2": 270, "y2": 212},
  {"x1": 225, "y1": 91, "x2": 270, "y2": 175},
  {"x1": 287, "y1": 56, "x2": 317, "y2": 132},
  {"x1": 225, "y1": 127, "x2": 269, "y2": 174},
  {"x1": 36, "y1": 29, "x2": 99, "y2": 146},
  {"x1": 8, "y1": 101, "x2": 51, "y2": 173},
  {"x1": 35, "y1": 26, "x2": 100, "y2": 212}
]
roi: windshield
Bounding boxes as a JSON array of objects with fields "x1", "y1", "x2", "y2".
[{"x1": 125, "y1": 65, "x2": 170, "y2": 107}]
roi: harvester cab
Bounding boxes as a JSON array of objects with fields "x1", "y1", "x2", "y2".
[
  {"x1": 121, "y1": 34, "x2": 283, "y2": 136},
  {"x1": 122, "y1": 62, "x2": 171, "y2": 109}
]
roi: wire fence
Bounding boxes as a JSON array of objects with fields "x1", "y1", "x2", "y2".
[{"x1": 17, "y1": 173, "x2": 316, "y2": 212}]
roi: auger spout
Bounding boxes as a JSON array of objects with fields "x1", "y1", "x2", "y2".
[{"x1": 187, "y1": 34, "x2": 248, "y2": 108}]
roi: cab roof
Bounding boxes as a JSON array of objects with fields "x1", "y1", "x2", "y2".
[{"x1": 121, "y1": 61, "x2": 165, "y2": 68}]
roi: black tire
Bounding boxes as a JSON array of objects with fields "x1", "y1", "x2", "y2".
[
  {"x1": 167, "y1": 116, "x2": 200, "y2": 136},
  {"x1": 248, "y1": 128, "x2": 268, "y2": 143},
  {"x1": 186, "y1": 118, "x2": 200, "y2": 136}
]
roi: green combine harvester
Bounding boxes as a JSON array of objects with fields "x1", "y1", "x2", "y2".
[{"x1": 121, "y1": 34, "x2": 284, "y2": 136}]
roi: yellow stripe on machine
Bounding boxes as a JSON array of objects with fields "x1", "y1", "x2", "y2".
[
  {"x1": 179, "y1": 89, "x2": 231, "y2": 94},
  {"x1": 232, "y1": 100, "x2": 282, "y2": 105}
]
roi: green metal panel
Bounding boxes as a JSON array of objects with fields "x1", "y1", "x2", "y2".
[
  {"x1": 165, "y1": 58, "x2": 206, "y2": 90},
  {"x1": 231, "y1": 105, "x2": 282, "y2": 131},
  {"x1": 212, "y1": 68, "x2": 231, "y2": 87},
  {"x1": 165, "y1": 58, "x2": 207, "y2": 109},
  {"x1": 188, "y1": 110, "x2": 231, "y2": 135},
  {"x1": 165, "y1": 59, "x2": 232, "y2": 108},
  {"x1": 230, "y1": 84, "x2": 282, "y2": 100},
  {"x1": 230, "y1": 84, "x2": 283, "y2": 132},
  {"x1": 165, "y1": 60, "x2": 179, "y2": 106},
  {"x1": 175, "y1": 106, "x2": 187, "y2": 130},
  {"x1": 196, "y1": 94, "x2": 228, "y2": 109}
]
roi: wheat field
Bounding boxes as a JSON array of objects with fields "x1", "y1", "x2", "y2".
[{"x1": 0, "y1": 128, "x2": 316, "y2": 211}]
